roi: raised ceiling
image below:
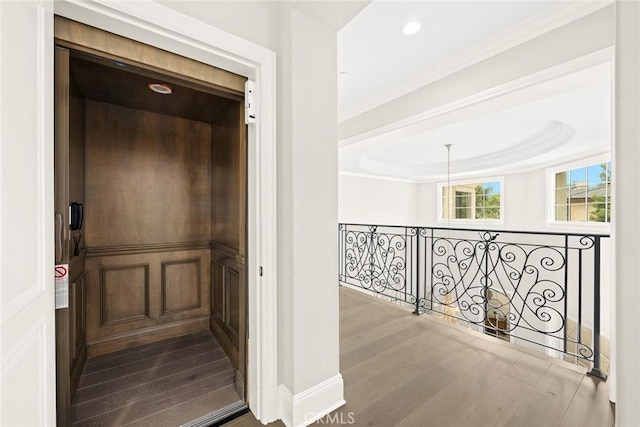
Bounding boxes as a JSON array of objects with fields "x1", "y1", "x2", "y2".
[
  {"x1": 339, "y1": 63, "x2": 611, "y2": 182},
  {"x1": 338, "y1": 1, "x2": 613, "y2": 182}
]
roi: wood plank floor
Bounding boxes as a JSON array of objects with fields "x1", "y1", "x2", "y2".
[
  {"x1": 226, "y1": 286, "x2": 615, "y2": 427},
  {"x1": 71, "y1": 330, "x2": 241, "y2": 426}
]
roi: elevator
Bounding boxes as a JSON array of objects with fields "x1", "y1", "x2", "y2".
[{"x1": 54, "y1": 17, "x2": 248, "y2": 426}]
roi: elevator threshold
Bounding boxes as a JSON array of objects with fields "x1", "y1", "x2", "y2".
[{"x1": 70, "y1": 331, "x2": 242, "y2": 426}]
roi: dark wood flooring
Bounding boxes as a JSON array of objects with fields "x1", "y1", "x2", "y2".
[{"x1": 71, "y1": 330, "x2": 241, "y2": 426}]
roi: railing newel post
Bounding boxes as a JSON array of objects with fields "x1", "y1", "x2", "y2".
[
  {"x1": 430, "y1": 228, "x2": 434, "y2": 312},
  {"x1": 588, "y1": 235, "x2": 607, "y2": 380},
  {"x1": 563, "y1": 235, "x2": 569, "y2": 356},
  {"x1": 413, "y1": 227, "x2": 420, "y2": 315}
]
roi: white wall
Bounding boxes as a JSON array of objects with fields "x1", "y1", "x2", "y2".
[
  {"x1": 159, "y1": 1, "x2": 280, "y2": 51},
  {"x1": 416, "y1": 181, "x2": 438, "y2": 225},
  {"x1": 615, "y1": 2, "x2": 640, "y2": 424},
  {"x1": 338, "y1": 174, "x2": 418, "y2": 225},
  {"x1": 416, "y1": 169, "x2": 548, "y2": 231},
  {"x1": 288, "y1": 7, "x2": 339, "y2": 395},
  {"x1": 416, "y1": 167, "x2": 613, "y2": 233}
]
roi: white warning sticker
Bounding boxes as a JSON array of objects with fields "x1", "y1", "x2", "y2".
[{"x1": 55, "y1": 264, "x2": 69, "y2": 309}]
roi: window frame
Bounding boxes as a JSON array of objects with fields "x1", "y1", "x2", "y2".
[
  {"x1": 437, "y1": 176, "x2": 505, "y2": 225},
  {"x1": 546, "y1": 155, "x2": 612, "y2": 231}
]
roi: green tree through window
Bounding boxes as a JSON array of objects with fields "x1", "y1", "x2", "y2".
[
  {"x1": 554, "y1": 161, "x2": 611, "y2": 223},
  {"x1": 475, "y1": 184, "x2": 501, "y2": 219},
  {"x1": 441, "y1": 180, "x2": 502, "y2": 221},
  {"x1": 589, "y1": 163, "x2": 611, "y2": 222}
]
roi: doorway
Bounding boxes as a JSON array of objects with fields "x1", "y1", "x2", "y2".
[{"x1": 54, "y1": 17, "x2": 248, "y2": 426}]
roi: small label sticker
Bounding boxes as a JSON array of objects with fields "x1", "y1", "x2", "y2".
[{"x1": 55, "y1": 264, "x2": 69, "y2": 309}]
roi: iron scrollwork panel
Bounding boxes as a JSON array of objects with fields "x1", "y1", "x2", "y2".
[
  {"x1": 339, "y1": 224, "x2": 416, "y2": 304},
  {"x1": 423, "y1": 231, "x2": 595, "y2": 361}
]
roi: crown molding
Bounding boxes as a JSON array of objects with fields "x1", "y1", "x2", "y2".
[
  {"x1": 339, "y1": 147, "x2": 611, "y2": 185},
  {"x1": 339, "y1": 0, "x2": 613, "y2": 122},
  {"x1": 338, "y1": 171, "x2": 417, "y2": 184},
  {"x1": 339, "y1": 46, "x2": 613, "y2": 149}
]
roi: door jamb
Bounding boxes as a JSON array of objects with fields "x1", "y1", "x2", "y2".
[{"x1": 52, "y1": 1, "x2": 279, "y2": 423}]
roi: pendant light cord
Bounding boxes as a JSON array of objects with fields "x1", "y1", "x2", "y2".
[{"x1": 445, "y1": 144, "x2": 452, "y2": 233}]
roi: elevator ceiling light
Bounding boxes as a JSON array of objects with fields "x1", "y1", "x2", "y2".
[
  {"x1": 402, "y1": 21, "x2": 421, "y2": 35},
  {"x1": 148, "y1": 83, "x2": 173, "y2": 94}
]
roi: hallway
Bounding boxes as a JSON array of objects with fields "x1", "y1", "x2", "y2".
[
  {"x1": 331, "y1": 287, "x2": 614, "y2": 426},
  {"x1": 228, "y1": 286, "x2": 614, "y2": 426}
]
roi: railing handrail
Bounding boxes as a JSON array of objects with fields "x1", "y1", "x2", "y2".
[{"x1": 339, "y1": 222, "x2": 611, "y2": 238}]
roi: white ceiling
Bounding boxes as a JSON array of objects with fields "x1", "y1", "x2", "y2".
[
  {"x1": 338, "y1": 0, "x2": 561, "y2": 120},
  {"x1": 339, "y1": 63, "x2": 611, "y2": 182},
  {"x1": 337, "y1": 1, "x2": 612, "y2": 182}
]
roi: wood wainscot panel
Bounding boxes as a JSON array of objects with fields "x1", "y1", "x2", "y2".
[
  {"x1": 162, "y1": 258, "x2": 202, "y2": 315},
  {"x1": 68, "y1": 253, "x2": 87, "y2": 400},
  {"x1": 85, "y1": 246, "x2": 211, "y2": 356},
  {"x1": 69, "y1": 272, "x2": 86, "y2": 365},
  {"x1": 211, "y1": 260, "x2": 224, "y2": 320},
  {"x1": 224, "y1": 267, "x2": 241, "y2": 346},
  {"x1": 210, "y1": 242, "x2": 245, "y2": 376},
  {"x1": 210, "y1": 259, "x2": 240, "y2": 348},
  {"x1": 100, "y1": 264, "x2": 150, "y2": 326}
]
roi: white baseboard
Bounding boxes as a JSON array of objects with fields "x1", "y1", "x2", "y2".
[{"x1": 278, "y1": 374, "x2": 345, "y2": 427}]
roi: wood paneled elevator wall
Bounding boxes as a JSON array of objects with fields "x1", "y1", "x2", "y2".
[{"x1": 54, "y1": 16, "x2": 249, "y2": 425}]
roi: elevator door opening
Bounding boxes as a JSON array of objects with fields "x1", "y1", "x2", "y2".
[{"x1": 54, "y1": 18, "x2": 248, "y2": 426}]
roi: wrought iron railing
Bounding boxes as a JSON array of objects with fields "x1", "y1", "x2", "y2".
[{"x1": 338, "y1": 223, "x2": 610, "y2": 379}]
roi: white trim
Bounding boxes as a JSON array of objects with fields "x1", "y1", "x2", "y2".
[
  {"x1": 52, "y1": 1, "x2": 279, "y2": 423},
  {"x1": 339, "y1": 47, "x2": 614, "y2": 148},
  {"x1": 606, "y1": 55, "x2": 615, "y2": 404},
  {"x1": 278, "y1": 385, "x2": 294, "y2": 427},
  {"x1": 338, "y1": 170, "x2": 416, "y2": 184},
  {"x1": 545, "y1": 153, "x2": 612, "y2": 232},
  {"x1": 340, "y1": 147, "x2": 612, "y2": 185},
  {"x1": 279, "y1": 375, "x2": 346, "y2": 427},
  {"x1": 339, "y1": 1, "x2": 613, "y2": 122},
  {"x1": 436, "y1": 176, "x2": 505, "y2": 225},
  {"x1": 546, "y1": 153, "x2": 612, "y2": 177}
]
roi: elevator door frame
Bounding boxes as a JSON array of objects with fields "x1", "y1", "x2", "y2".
[{"x1": 53, "y1": 1, "x2": 279, "y2": 424}]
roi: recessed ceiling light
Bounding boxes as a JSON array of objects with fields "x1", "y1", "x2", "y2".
[
  {"x1": 402, "y1": 21, "x2": 421, "y2": 36},
  {"x1": 148, "y1": 83, "x2": 173, "y2": 94}
]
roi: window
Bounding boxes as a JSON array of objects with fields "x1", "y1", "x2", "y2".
[
  {"x1": 455, "y1": 191, "x2": 471, "y2": 218},
  {"x1": 553, "y1": 161, "x2": 611, "y2": 223},
  {"x1": 440, "y1": 179, "x2": 502, "y2": 221}
]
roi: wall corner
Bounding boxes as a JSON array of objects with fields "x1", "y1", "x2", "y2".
[{"x1": 278, "y1": 374, "x2": 345, "y2": 427}]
